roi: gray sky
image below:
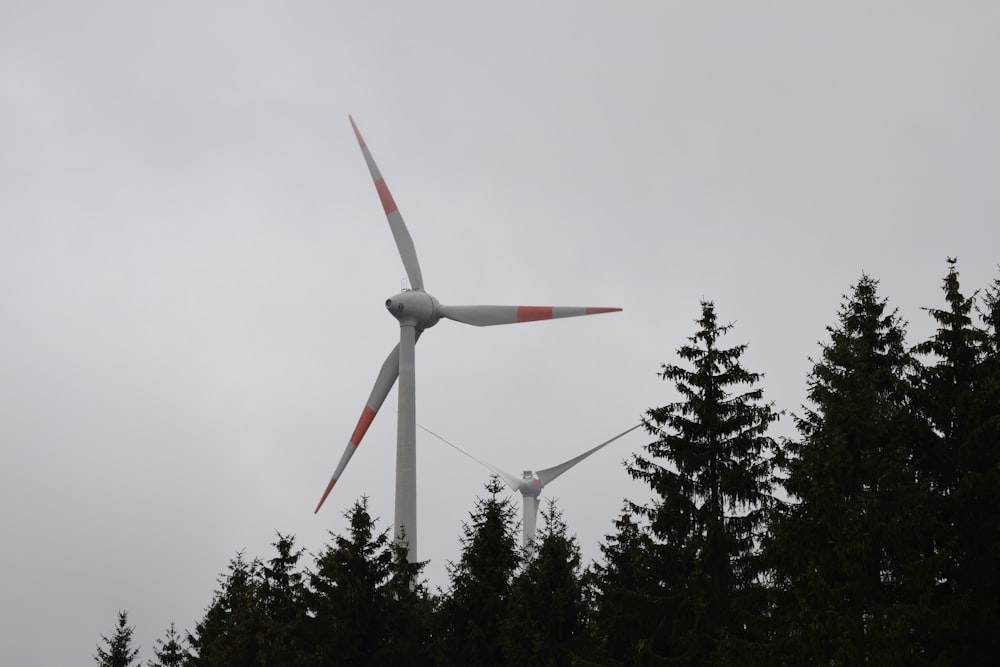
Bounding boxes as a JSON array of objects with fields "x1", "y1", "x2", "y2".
[{"x1": 2, "y1": 1, "x2": 997, "y2": 664}]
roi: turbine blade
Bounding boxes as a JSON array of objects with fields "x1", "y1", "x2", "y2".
[
  {"x1": 535, "y1": 424, "x2": 642, "y2": 488},
  {"x1": 349, "y1": 116, "x2": 424, "y2": 290},
  {"x1": 414, "y1": 421, "x2": 522, "y2": 491},
  {"x1": 437, "y1": 304, "x2": 621, "y2": 327},
  {"x1": 314, "y1": 344, "x2": 401, "y2": 513}
]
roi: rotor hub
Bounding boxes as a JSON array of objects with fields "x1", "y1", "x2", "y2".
[
  {"x1": 518, "y1": 474, "x2": 542, "y2": 497},
  {"x1": 385, "y1": 289, "x2": 440, "y2": 329}
]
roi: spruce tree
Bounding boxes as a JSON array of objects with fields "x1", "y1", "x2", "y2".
[
  {"x1": 186, "y1": 552, "x2": 264, "y2": 666},
  {"x1": 914, "y1": 260, "x2": 1000, "y2": 661},
  {"x1": 503, "y1": 500, "x2": 586, "y2": 665},
  {"x1": 913, "y1": 259, "x2": 985, "y2": 467},
  {"x1": 379, "y1": 539, "x2": 435, "y2": 666},
  {"x1": 628, "y1": 300, "x2": 780, "y2": 664},
  {"x1": 964, "y1": 269, "x2": 1000, "y2": 661},
  {"x1": 307, "y1": 496, "x2": 432, "y2": 666},
  {"x1": 95, "y1": 610, "x2": 141, "y2": 667},
  {"x1": 437, "y1": 476, "x2": 521, "y2": 666},
  {"x1": 257, "y1": 533, "x2": 310, "y2": 666},
  {"x1": 147, "y1": 622, "x2": 185, "y2": 667},
  {"x1": 308, "y1": 497, "x2": 393, "y2": 665},
  {"x1": 585, "y1": 507, "x2": 662, "y2": 665},
  {"x1": 767, "y1": 274, "x2": 931, "y2": 664}
]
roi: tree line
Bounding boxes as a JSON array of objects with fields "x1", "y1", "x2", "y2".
[{"x1": 97, "y1": 259, "x2": 1000, "y2": 665}]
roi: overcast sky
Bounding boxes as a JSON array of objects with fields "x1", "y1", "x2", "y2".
[{"x1": 2, "y1": 1, "x2": 998, "y2": 664}]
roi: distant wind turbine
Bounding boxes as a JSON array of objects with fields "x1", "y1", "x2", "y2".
[
  {"x1": 313, "y1": 117, "x2": 622, "y2": 564},
  {"x1": 415, "y1": 422, "x2": 642, "y2": 549}
]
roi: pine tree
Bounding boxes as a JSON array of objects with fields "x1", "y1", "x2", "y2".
[
  {"x1": 585, "y1": 507, "x2": 662, "y2": 665},
  {"x1": 767, "y1": 274, "x2": 931, "y2": 664},
  {"x1": 257, "y1": 533, "x2": 310, "y2": 666},
  {"x1": 503, "y1": 500, "x2": 586, "y2": 666},
  {"x1": 147, "y1": 622, "x2": 185, "y2": 667},
  {"x1": 914, "y1": 260, "x2": 1000, "y2": 661},
  {"x1": 628, "y1": 300, "x2": 780, "y2": 664},
  {"x1": 982, "y1": 272, "x2": 1000, "y2": 347},
  {"x1": 913, "y1": 259, "x2": 985, "y2": 466},
  {"x1": 963, "y1": 269, "x2": 1000, "y2": 661},
  {"x1": 95, "y1": 610, "x2": 141, "y2": 667},
  {"x1": 186, "y1": 552, "x2": 264, "y2": 666},
  {"x1": 437, "y1": 476, "x2": 521, "y2": 666},
  {"x1": 379, "y1": 539, "x2": 435, "y2": 666},
  {"x1": 307, "y1": 496, "x2": 433, "y2": 666}
]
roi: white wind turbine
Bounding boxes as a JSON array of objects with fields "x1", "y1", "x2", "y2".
[
  {"x1": 314, "y1": 117, "x2": 622, "y2": 563},
  {"x1": 415, "y1": 421, "x2": 642, "y2": 549}
]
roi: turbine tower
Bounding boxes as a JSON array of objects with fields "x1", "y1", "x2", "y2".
[
  {"x1": 415, "y1": 422, "x2": 642, "y2": 549},
  {"x1": 314, "y1": 117, "x2": 623, "y2": 563}
]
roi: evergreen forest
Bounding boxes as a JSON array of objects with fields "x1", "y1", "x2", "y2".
[{"x1": 96, "y1": 261, "x2": 1000, "y2": 666}]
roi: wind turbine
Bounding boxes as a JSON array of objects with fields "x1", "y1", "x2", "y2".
[
  {"x1": 415, "y1": 421, "x2": 642, "y2": 549},
  {"x1": 314, "y1": 116, "x2": 622, "y2": 563}
]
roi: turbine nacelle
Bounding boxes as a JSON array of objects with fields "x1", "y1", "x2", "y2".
[
  {"x1": 385, "y1": 289, "x2": 440, "y2": 329},
  {"x1": 517, "y1": 471, "x2": 543, "y2": 497}
]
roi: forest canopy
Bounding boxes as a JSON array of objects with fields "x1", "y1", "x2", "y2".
[{"x1": 97, "y1": 261, "x2": 1000, "y2": 666}]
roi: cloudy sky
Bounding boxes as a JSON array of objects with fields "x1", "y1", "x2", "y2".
[{"x1": 2, "y1": 1, "x2": 997, "y2": 664}]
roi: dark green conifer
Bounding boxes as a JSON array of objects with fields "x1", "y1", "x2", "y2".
[
  {"x1": 257, "y1": 533, "x2": 309, "y2": 666},
  {"x1": 503, "y1": 500, "x2": 585, "y2": 666},
  {"x1": 147, "y1": 622, "x2": 185, "y2": 667},
  {"x1": 95, "y1": 610, "x2": 141, "y2": 667},
  {"x1": 437, "y1": 476, "x2": 521, "y2": 666},
  {"x1": 186, "y1": 552, "x2": 264, "y2": 666},
  {"x1": 584, "y1": 507, "x2": 662, "y2": 665},
  {"x1": 914, "y1": 260, "x2": 1000, "y2": 662},
  {"x1": 378, "y1": 538, "x2": 435, "y2": 666},
  {"x1": 629, "y1": 300, "x2": 780, "y2": 664},
  {"x1": 307, "y1": 496, "x2": 432, "y2": 666},
  {"x1": 768, "y1": 275, "x2": 930, "y2": 664}
]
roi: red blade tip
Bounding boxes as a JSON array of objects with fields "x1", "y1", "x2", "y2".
[{"x1": 314, "y1": 476, "x2": 337, "y2": 514}]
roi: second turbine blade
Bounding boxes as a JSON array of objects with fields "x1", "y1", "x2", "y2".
[
  {"x1": 349, "y1": 115, "x2": 425, "y2": 290},
  {"x1": 437, "y1": 304, "x2": 621, "y2": 327},
  {"x1": 314, "y1": 344, "x2": 401, "y2": 513},
  {"x1": 535, "y1": 423, "x2": 642, "y2": 487}
]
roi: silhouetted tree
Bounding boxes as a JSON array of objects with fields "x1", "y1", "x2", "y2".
[
  {"x1": 584, "y1": 507, "x2": 663, "y2": 665},
  {"x1": 257, "y1": 533, "x2": 310, "y2": 666},
  {"x1": 95, "y1": 610, "x2": 140, "y2": 667},
  {"x1": 955, "y1": 267, "x2": 1000, "y2": 664},
  {"x1": 378, "y1": 539, "x2": 435, "y2": 666},
  {"x1": 767, "y1": 274, "x2": 931, "y2": 664},
  {"x1": 307, "y1": 496, "x2": 433, "y2": 666},
  {"x1": 437, "y1": 476, "x2": 521, "y2": 666},
  {"x1": 913, "y1": 259, "x2": 1000, "y2": 662},
  {"x1": 186, "y1": 552, "x2": 264, "y2": 666},
  {"x1": 503, "y1": 500, "x2": 586, "y2": 665},
  {"x1": 629, "y1": 300, "x2": 780, "y2": 664},
  {"x1": 147, "y1": 622, "x2": 185, "y2": 667}
]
